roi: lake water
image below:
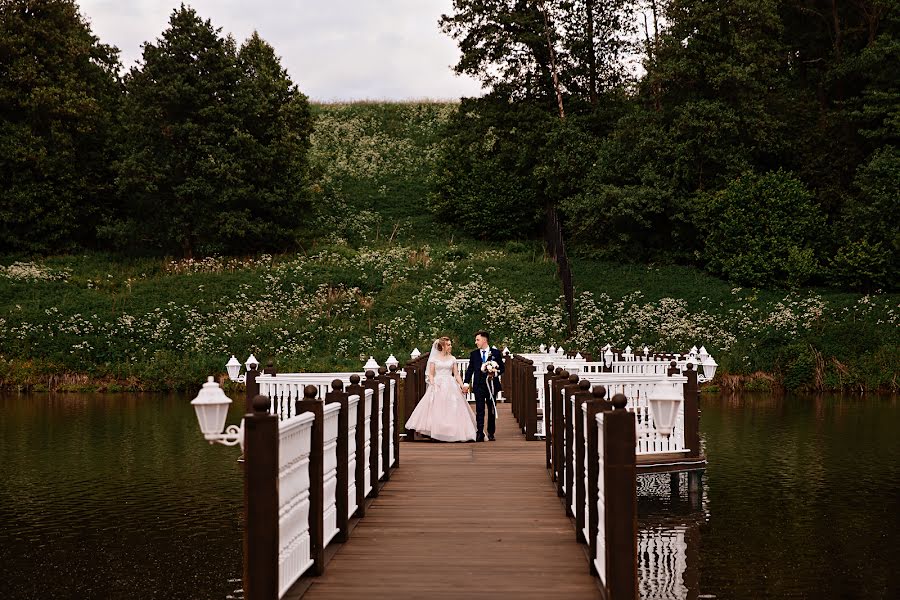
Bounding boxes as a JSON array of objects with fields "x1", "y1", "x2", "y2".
[{"x1": 1, "y1": 392, "x2": 897, "y2": 599}]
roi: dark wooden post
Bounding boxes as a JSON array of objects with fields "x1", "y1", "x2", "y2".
[
  {"x1": 387, "y1": 364, "x2": 402, "y2": 469},
  {"x1": 524, "y1": 358, "x2": 538, "y2": 441},
  {"x1": 551, "y1": 370, "x2": 570, "y2": 496},
  {"x1": 563, "y1": 373, "x2": 581, "y2": 516},
  {"x1": 683, "y1": 363, "x2": 701, "y2": 459},
  {"x1": 346, "y1": 374, "x2": 367, "y2": 517},
  {"x1": 544, "y1": 365, "x2": 556, "y2": 470},
  {"x1": 294, "y1": 385, "x2": 325, "y2": 575},
  {"x1": 667, "y1": 359, "x2": 680, "y2": 376},
  {"x1": 363, "y1": 370, "x2": 381, "y2": 497},
  {"x1": 377, "y1": 367, "x2": 392, "y2": 481},
  {"x1": 245, "y1": 361, "x2": 261, "y2": 415},
  {"x1": 243, "y1": 394, "x2": 278, "y2": 600},
  {"x1": 603, "y1": 393, "x2": 638, "y2": 600},
  {"x1": 573, "y1": 379, "x2": 592, "y2": 543},
  {"x1": 586, "y1": 385, "x2": 609, "y2": 573},
  {"x1": 403, "y1": 354, "x2": 427, "y2": 440},
  {"x1": 324, "y1": 379, "x2": 350, "y2": 543}
]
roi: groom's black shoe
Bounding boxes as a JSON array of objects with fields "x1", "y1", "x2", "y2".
[
  {"x1": 476, "y1": 434, "x2": 485, "y2": 442},
  {"x1": 488, "y1": 435, "x2": 496, "y2": 441}
]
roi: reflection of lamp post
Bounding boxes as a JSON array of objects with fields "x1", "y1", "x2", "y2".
[
  {"x1": 648, "y1": 381, "x2": 684, "y2": 437},
  {"x1": 191, "y1": 377, "x2": 243, "y2": 448}
]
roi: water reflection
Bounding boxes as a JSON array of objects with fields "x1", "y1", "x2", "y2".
[
  {"x1": 1, "y1": 392, "x2": 897, "y2": 599},
  {"x1": 637, "y1": 392, "x2": 900, "y2": 600},
  {"x1": 0, "y1": 392, "x2": 245, "y2": 599}
]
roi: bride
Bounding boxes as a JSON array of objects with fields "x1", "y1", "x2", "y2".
[{"x1": 404, "y1": 336, "x2": 477, "y2": 442}]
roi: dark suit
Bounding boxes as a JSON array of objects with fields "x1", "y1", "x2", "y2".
[{"x1": 463, "y1": 347, "x2": 505, "y2": 439}]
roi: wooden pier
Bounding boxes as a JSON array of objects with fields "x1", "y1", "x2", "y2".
[{"x1": 294, "y1": 403, "x2": 601, "y2": 599}]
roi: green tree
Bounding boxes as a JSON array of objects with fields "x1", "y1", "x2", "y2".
[
  {"x1": 429, "y1": 96, "x2": 551, "y2": 239},
  {"x1": 117, "y1": 5, "x2": 242, "y2": 257},
  {"x1": 222, "y1": 32, "x2": 313, "y2": 252},
  {"x1": 0, "y1": 0, "x2": 121, "y2": 253},
  {"x1": 702, "y1": 170, "x2": 825, "y2": 287}
]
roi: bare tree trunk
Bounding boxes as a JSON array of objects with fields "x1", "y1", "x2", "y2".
[
  {"x1": 646, "y1": 0, "x2": 662, "y2": 112},
  {"x1": 537, "y1": 0, "x2": 575, "y2": 333},
  {"x1": 587, "y1": 0, "x2": 597, "y2": 104},
  {"x1": 539, "y1": 0, "x2": 566, "y2": 119}
]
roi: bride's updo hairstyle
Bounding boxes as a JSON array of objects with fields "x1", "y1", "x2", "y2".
[{"x1": 435, "y1": 336, "x2": 452, "y2": 352}]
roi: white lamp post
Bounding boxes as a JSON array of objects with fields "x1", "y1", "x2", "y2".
[
  {"x1": 410, "y1": 348, "x2": 421, "y2": 360},
  {"x1": 557, "y1": 346, "x2": 565, "y2": 355},
  {"x1": 648, "y1": 381, "x2": 684, "y2": 437},
  {"x1": 191, "y1": 377, "x2": 243, "y2": 448},
  {"x1": 225, "y1": 355, "x2": 241, "y2": 380},
  {"x1": 539, "y1": 344, "x2": 546, "y2": 353},
  {"x1": 224, "y1": 353, "x2": 262, "y2": 384},
  {"x1": 604, "y1": 347, "x2": 614, "y2": 367},
  {"x1": 643, "y1": 345, "x2": 650, "y2": 357},
  {"x1": 701, "y1": 351, "x2": 718, "y2": 382},
  {"x1": 385, "y1": 354, "x2": 399, "y2": 369},
  {"x1": 549, "y1": 344, "x2": 556, "y2": 355},
  {"x1": 623, "y1": 345, "x2": 633, "y2": 361},
  {"x1": 364, "y1": 356, "x2": 380, "y2": 371}
]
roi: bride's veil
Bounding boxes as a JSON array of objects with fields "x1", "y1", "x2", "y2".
[{"x1": 425, "y1": 339, "x2": 442, "y2": 386}]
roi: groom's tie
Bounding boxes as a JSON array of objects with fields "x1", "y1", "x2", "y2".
[{"x1": 481, "y1": 349, "x2": 487, "y2": 362}]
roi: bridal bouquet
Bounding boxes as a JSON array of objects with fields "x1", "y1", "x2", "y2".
[{"x1": 481, "y1": 360, "x2": 500, "y2": 378}]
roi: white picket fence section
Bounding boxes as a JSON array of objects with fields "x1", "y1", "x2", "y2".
[
  {"x1": 321, "y1": 402, "x2": 341, "y2": 547},
  {"x1": 257, "y1": 373, "x2": 363, "y2": 420},
  {"x1": 277, "y1": 411, "x2": 315, "y2": 597},
  {"x1": 573, "y1": 373, "x2": 688, "y2": 456},
  {"x1": 594, "y1": 411, "x2": 607, "y2": 584}
]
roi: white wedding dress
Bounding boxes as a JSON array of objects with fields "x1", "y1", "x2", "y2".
[{"x1": 404, "y1": 354, "x2": 477, "y2": 442}]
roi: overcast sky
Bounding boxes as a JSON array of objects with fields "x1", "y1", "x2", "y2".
[{"x1": 79, "y1": 0, "x2": 484, "y2": 101}]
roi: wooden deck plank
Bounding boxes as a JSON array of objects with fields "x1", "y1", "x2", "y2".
[{"x1": 301, "y1": 404, "x2": 601, "y2": 598}]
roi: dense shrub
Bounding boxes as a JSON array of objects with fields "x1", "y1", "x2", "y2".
[{"x1": 701, "y1": 170, "x2": 825, "y2": 287}]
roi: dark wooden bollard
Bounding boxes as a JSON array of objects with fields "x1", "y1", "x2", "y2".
[
  {"x1": 563, "y1": 373, "x2": 581, "y2": 516},
  {"x1": 243, "y1": 394, "x2": 278, "y2": 599},
  {"x1": 586, "y1": 391, "x2": 637, "y2": 598},
  {"x1": 544, "y1": 364, "x2": 556, "y2": 470},
  {"x1": 572, "y1": 379, "x2": 592, "y2": 543},
  {"x1": 551, "y1": 368, "x2": 569, "y2": 488}
]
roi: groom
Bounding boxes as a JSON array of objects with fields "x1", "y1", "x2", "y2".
[{"x1": 462, "y1": 330, "x2": 505, "y2": 442}]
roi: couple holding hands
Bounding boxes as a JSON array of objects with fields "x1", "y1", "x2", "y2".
[{"x1": 404, "y1": 330, "x2": 505, "y2": 443}]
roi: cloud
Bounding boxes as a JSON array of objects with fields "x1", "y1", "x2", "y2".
[{"x1": 79, "y1": 0, "x2": 483, "y2": 100}]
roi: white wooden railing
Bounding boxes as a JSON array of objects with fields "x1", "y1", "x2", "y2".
[
  {"x1": 570, "y1": 373, "x2": 688, "y2": 456},
  {"x1": 277, "y1": 410, "x2": 315, "y2": 596},
  {"x1": 242, "y1": 370, "x2": 399, "y2": 599}
]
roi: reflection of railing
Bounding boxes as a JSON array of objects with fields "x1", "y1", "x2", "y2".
[
  {"x1": 639, "y1": 528, "x2": 689, "y2": 600},
  {"x1": 241, "y1": 369, "x2": 401, "y2": 599}
]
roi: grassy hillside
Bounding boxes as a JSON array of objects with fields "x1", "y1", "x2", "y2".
[{"x1": 1, "y1": 103, "x2": 897, "y2": 392}]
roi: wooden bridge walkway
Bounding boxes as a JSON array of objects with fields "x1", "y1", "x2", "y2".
[{"x1": 297, "y1": 403, "x2": 601, "y2": 599}]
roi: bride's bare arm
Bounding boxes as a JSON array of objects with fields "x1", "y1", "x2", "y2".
[
  {"x1": 452, "y1": 362, "x2": 464, "y2": 387},
  {"x1": 427, "y1": 361, "x2": 436, "y2": 385}
]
